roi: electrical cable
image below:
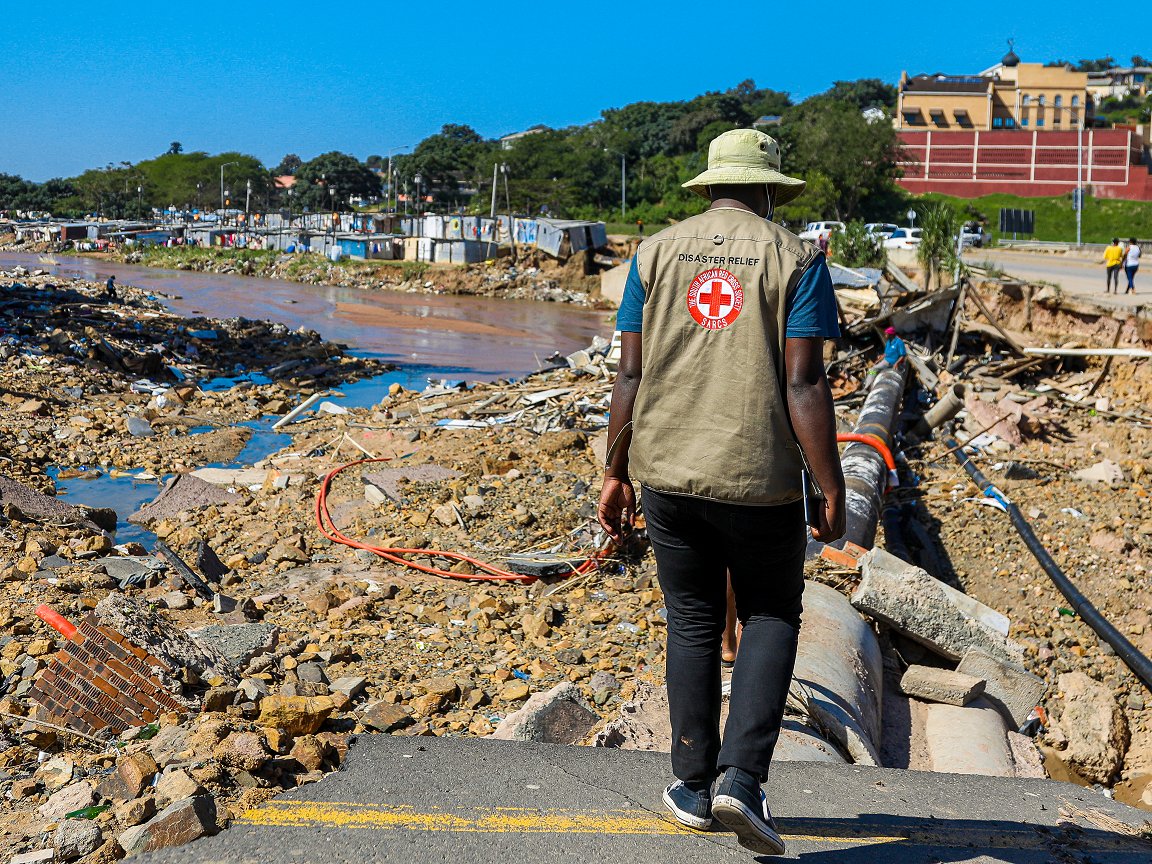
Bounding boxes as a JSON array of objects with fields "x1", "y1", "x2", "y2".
[
  {"x1": 945, "y1": 436, "x2": 1152, "y2": 694},
  {"x1": 315, "y1": 457, "x2": 604, "y2": 585}
]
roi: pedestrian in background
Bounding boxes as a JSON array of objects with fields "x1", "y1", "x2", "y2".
[
  {"x1": 1124, "y1": 238, "x2": 1141, "y2": 293},
  {"x1": 1103, "y1": 238, "x2": 1124, "y2": 293},
  {"x1": 104, "y1": 275, "x2": 117, "y2": 300},
  {"x1": 599, "y1": 128, "x2": 845, "y2": 857}
]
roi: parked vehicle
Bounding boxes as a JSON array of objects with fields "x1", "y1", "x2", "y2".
[
  {"x1": 799, "y1": 221, "x2": 845, "y2": 241},
  {"x1": 864, "y1": 222, "x2": 899, "y2": 238},
  {"x1": 958, "y1": 224, "x2": 986, "y2": 249},
  {"x1": 883, "y1": 228, "x2": 923, "y2": 249}
]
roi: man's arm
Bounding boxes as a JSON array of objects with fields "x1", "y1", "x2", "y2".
[
  {"x1": 597, "y1": 332, "x2": 642, "y2": 542},
  {"x1": 785, "y1": 337, "x2": 845, "y2": 542}
]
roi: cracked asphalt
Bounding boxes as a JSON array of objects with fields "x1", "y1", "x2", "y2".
[{"x1": 137, "y1": 735, "x2": 1152, "y2": 863}]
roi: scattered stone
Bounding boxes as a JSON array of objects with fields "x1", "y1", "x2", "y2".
[
  {"x1": 257, "y1": 695, "x2": 335, "y2": 736},
  {"x1": 1049, "y1": 672, "x2": 1129, "y2": 784},
  {"x1": 8, "y1": 850, "x2": 54, "y2": 864},
  {"x1": 1072, "y1": 459, "x2": 1124, "y2": 487},
  {"x1": 328, "y1": 676, "x2": 367, "y2": 700},
  {"x1": 202, "y1": 686, "x2": 239, "y2": 712},
  {"x1": 359, "y1": 701, "x2": 412, "y2": 733},
  {"x1": 36, "y1": 755, "x2": 74, "y2": 790},
  {"x1": 118, "y1": 795, "x2": 218, "y2": 856},
  {"x1": 0, "y1": 475, "x2": 115, "y2": 533},
  {"x1": 956, "y1": 647, "x2": 1046, "y2": 729},
  {"x1": 899, "y1": 665, "x2": 985, "y2": 706},
  {"x1": 215, "y1": 731, "x2": 270, "y2": 772},
  {"x1": 1007, "y1": 731, "x2": 1047, "y2": 779},
  {"x1": 117, "y1": 752, "x2": 158, "y2": 798},
  {"x1": 153, "y1": 769, "x2": 201, "y2": 808},
  {"x1": 160, "y1": 590, "x2": 192, "y2": 610},
  {"x1": 39, "y1": 780, "x2": 95, "y2": 821},
  {"x1": 126, "y1": 416, "x2": 156, "y2": 438},
  {"x1": 492, "y1": 682, "x2": 598, "y2": 745},
  {"x1": 498, "y1": 681, "x2": 531, "y2": 702},
  {"x1": 54, "y1": 818, "x2": 102, "y2": 861},
  {"x1": 114, "y1": 795, "x2": 157, "y2": 828}
]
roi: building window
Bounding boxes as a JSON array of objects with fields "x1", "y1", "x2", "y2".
[
  {"x1": 1022, "y1": 117, "x2": 1029, "y2": 127},
  {"x1": 1036, "y1": 117, "x2": 1044, "y2": 127},
  {"x1": 1022, "y1": 94, "x2": 1031, "y2": 105},
  {"x1": 1071, "y1": 95, "x2": 1080, "y2": 106},
  {"x1": 1005, "y1": 117, "x2": 1016, "y2": 128},
  {"x1": 993, "y1": 117, "x2": 1004, "y2": 127},
  {"x1": 902, "y1": 110, "x2": 925, "y2": 126}
]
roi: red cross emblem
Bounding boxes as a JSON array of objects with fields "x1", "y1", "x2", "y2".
[{"x1": 687, "y1": 268, "x2": 743, "y2": 330}]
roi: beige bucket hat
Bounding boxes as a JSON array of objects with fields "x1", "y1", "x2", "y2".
[{"x1": 682, "y1": 128, "x2": 806, "y2": 205}]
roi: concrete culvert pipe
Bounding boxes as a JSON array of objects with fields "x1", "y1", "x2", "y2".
[{"x1": 913, "y1": 383, "x2": 966, "y2": 438}]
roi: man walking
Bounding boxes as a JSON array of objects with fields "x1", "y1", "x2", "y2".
[
  {"x1": 1124, "y1": 238, "x2": 1141, "y2": 294},
  {"x1": 599, "y1": 128, "x2": 845, "y2": 856},
  {"x1": 104, "y1": 275, "x2": 117, "y2": 300},
  {"x1": 1104, "y1": 238, "x2": 1124, "y2": 293}
]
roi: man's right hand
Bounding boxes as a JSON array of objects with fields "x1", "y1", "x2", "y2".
[
  {"x1": 598, "y1": 477, "x2": 636, "y2": 544},
  {"x1": 811, "y1": 490, "x2": 846, "y2": 543}
]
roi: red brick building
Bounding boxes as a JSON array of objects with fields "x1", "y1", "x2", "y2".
[{"x1": 897, "y1": 128, "x2": 1152, "y2": 200}]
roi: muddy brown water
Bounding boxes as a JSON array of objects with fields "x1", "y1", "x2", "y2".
[{"x1": 0, "y1": 252, "x2": 614, "y2": 378}]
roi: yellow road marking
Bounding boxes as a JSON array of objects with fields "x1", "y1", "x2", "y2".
[{"x1": 238, "y1": 801, "x2": 900, "y2": 845}]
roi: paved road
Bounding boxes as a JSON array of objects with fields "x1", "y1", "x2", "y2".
[
  {"x1": 141, "y1": 736, "x2": 1152, "y2": 864},
  {"x1": 964, "y1": 249, "x2": 1149, "y2": 313}
]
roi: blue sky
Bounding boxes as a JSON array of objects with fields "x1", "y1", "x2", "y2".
[{"x1": 0, "y1": 4, "x2": 1141, "y2": 181}]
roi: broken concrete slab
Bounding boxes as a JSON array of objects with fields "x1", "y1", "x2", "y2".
[
  {"x1": 190, "y1": 467, "x2": 269, "y2": 488},
  {"x1": 189, "y1": 623, "x2": 278, "y2": 668},
  {"x1": 900, "y1": 665, "x2": 985, "y2": 706},
  {"x1": 852, "y1": 548, "x2": 1021, "y2": 664},
  {"x1": 54, "y1": 818, "x2": 102, "y2": 861},
  {"x1": 0, "y1": 474, "x2": 116, "y2": 533},
  {"x1": 129, "y1": 474, "x2": 240, "y2": 526},
  {"x1": 491, "y1": 682, "x2": 598, "y2": 745},
  {"x1": 94, "y1": 594, "x2": 235, "y2": 686},
  {"x1": 1049, "y1": 671, "x2": 1129, "y2": 784},
  {"x1": 923, "y1": 700, "x2": 1014, "y2": 777},
  {"x1": 956, "y1": 646, "x2": 1046, "y2": 729}
]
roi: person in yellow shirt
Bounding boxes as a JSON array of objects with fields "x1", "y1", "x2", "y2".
[{"x1": 1104, "y1": 238, "x2": 1125, "y2": 293}]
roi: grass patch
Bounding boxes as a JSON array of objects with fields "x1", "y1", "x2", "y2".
[{"x1": 914, "y1": 192, "x2": 1152, "y2": 245}]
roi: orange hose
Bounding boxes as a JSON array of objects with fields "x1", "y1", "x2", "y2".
[
  {"x1": 836, "y1": 433, "x2": 897, "y2": 471},
  {"x1": 36, "y1": 604, "x2": 78, "y2": 640},
  {"x1": 315, "y1": 457, "x2": 603, "y2": 584}
]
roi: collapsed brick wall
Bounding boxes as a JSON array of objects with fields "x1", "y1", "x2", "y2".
[{"x1": 29, "y1": 616, "x2": 186, "y2": 737}]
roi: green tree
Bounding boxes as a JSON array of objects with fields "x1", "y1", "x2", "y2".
[
  {"x1": 831, "y1": 220, "x2": 886, "y2": 268},
  {"x1": 775, "y1": 171, "x2": 838, "y2": 229},
  {"x1": 825, "y1": 79, "x2": 897, "y2": 110},
  {"x1": 777, "y1": 96, "x2": 902, "y2": 220},
  {"x1": 294, "y1": 152, "x2": 381, "y2": 210},
  {"x1": 274, "y1": 153, "x2": 303, "y2": 176},
  {"x1": 395, "y1": 124, "x2": 492, "y2": 205},
  {"x1": 168, "y1": 141, "x2": 183, "y2": 155},
  {"x1": 916, "y1": 200, "x2": 960, "y2": 291}
]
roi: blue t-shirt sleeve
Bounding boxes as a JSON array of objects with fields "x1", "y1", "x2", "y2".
[
  {"x1": 615, "y1": 257, "x2": 645, "y2": 332},
  {"x1": 785, "y1": 255, "x2": 841, "y2": 338}
]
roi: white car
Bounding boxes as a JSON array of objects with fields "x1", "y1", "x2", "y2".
[
  {"x1": 865, "y1": 222, "x2": 899, "y2": 238},
  {"x1": 799, "y1": 221, "x2": 845, "y2": 242},
  {"x1": 958, "y1": 225, "x2": 986, "y2": 249},
  {"x1": 883, "y1": 228, "x2": 922, "y2": 249}
]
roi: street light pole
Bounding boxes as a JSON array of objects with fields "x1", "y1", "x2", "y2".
[
  {"x1": 385, "y1": 145, "x2": 409, "y2": 214},
  {"x1": 219, "y1": 161, "x2": 238, "y2": 220},
  {"x1": 245, "y1": 179, "x2": 252, "y2": 228}
]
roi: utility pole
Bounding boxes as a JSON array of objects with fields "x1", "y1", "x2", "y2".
[
  {"x1": 245, "y1": 179, "x2": 252, "y2": 228},
  {"x1": 219, "y1": 161, "x2": 238, "y2": 221},
  {"x1": 490, "y1": 162, "x2": 498, "y2": 219},
  {"x1": 385, "y1": 145, "x2": 409, "y2": 214}
]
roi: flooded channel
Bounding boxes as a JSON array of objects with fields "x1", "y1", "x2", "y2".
[
  {"x1": 0, "y1": 252, "x2": 613, "y2": 376},
  {"x1": 1, "y1": 251, "x2": 614, "y2": 541}
]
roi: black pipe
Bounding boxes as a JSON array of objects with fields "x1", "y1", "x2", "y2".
[
  {"x1": 807, "y1": 365, "x2": 908, "y2": 558},
  {"x1": 945, "y1": 436, "x2": 1152, "y2": 694}
]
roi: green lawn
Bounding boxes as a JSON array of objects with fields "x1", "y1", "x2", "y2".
[{"x1": 915, "y1": 192, "x2": 1152, "y2": 245}]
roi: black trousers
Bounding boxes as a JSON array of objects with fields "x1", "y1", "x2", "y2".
[{"x1": 643, "y1": 486, "x2": 806, "y2": 784}]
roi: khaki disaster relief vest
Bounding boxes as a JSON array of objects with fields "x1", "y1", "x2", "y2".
[{"x1": 630, "y1": 208, "x2": 819, "y2": 505}]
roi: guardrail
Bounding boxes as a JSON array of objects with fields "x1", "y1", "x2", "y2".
[{"x1": 996, "y1": 239, "x2": 1149, "y2": 252}]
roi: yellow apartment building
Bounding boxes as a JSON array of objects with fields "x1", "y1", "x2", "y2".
[{"x1": 896, "y1": 50, "x2": 1091, "y2": 131}]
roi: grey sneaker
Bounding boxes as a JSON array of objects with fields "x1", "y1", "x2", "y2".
[
  {"x1": 711, "y1": 767, "x2": 785, "y2": 855},
  {"x1": 662, "y1": 779, "x2": 713, "y2": 830}
]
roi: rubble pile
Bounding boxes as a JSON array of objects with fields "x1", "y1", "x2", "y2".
[
  {"x1": 0, "y1": 268, "x2": 390, "y2": 482},
  {"x1": 2, "y1": 257, "x2": 1152, "y2": 860}
]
